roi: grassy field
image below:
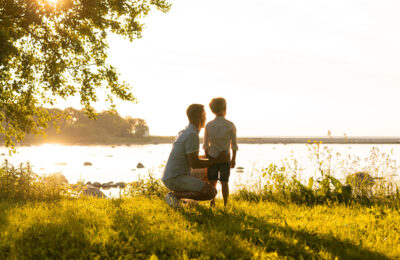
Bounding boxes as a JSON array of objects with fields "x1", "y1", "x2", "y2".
[
  {"x1": 1, "y1": 143, "x2": 399, "y2": 259},
  {"x1": 0, "y1": 197, "x2": 399, "y2": 259}
]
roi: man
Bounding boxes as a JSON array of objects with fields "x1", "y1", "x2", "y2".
[{"x1": 161, "y1": 104, "x2": 230, "y2": 208}]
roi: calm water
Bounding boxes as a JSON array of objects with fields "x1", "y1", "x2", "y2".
[{"x1": 1, "y1": 144, "x2": 399, "y2": 195}]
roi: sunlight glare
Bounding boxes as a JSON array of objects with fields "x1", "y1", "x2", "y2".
[{"x1": 37, "y1": 144, "x2": 65, "y2": 164}]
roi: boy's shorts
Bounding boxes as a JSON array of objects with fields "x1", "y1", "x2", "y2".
[{"x1": 207, "y1": 155, "x2": 230, "y2": 182}]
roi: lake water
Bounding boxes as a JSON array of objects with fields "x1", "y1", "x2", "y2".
[{"x1": 1, "y1": 143, "x2": 399, "y2": 196}]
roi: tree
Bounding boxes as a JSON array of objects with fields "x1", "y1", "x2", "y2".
[
  {"x1": 0, "y1": 0, "x2": 170, "y2": 149},
  {"x1": 126, "y1": 117, "x2": 149, "y2": 137},
  {"x1": 33, "y1": 108, "x2": 149, "y2": 142}
]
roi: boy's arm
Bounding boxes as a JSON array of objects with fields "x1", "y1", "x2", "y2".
[
  {"x1": 203, "y1": 126, "x2": 210, "y2": 155},
  {"x1": 230, "y1": 124, "x2": 238, "y2": 168},
  {"x1": 230, "y1": 150, "x2": 237, "y2": 168}
]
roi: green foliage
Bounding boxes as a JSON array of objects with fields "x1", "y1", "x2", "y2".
[
  {"x1": 0, "y1": 0, "x2": 170, "y2": 149},
  {"x1": 255, "y1": 163, "x2": 351, "y2": 204},
  {"x1": 236, "y1": 143, "x2": 400, "y2": 207},
  {"x1": 125, "y1": 168, "x2": 168, "y2": 198},
  {"x1": 0, "y1": 197, "x2": 399, "y2": 259},
  {"x1": 0, "y1": 160, "x2": 66, "y2": 200},
  {"x1": 0, "y1": 158, "x2": 167, "y2": 201}
]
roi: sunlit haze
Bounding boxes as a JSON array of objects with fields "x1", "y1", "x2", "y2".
[{"x1": 56, "y1": 0, "x2": 400, "y2": 137}]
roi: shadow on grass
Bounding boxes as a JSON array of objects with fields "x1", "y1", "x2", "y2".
[
  {"x1": 4, "y1": 211, "x2": 91, "y2": 259},
  {"x1": 0, "y1": 201, "x2": 20, "y2": 230},
  {"x1": 106, "y1": 201, "x2": 252, "y2": 259},
  {"x1": 178, "y1": 205, "x2": 390, "y2": 259}
]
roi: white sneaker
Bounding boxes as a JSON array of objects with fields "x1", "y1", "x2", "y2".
[
  {"x1": 165, "y1": 192, "x2": 180, "y2": 208},
  {"x1": 181, "y1": 199, "x2": 198, "y2": 207}
]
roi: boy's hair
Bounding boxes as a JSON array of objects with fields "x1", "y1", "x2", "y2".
[
  {"x1": 209, "y1": 97, "x2": 226, "y2": 114},
  {"x1": 186, "y1": 104, "x2": 204, "y2": 125}
]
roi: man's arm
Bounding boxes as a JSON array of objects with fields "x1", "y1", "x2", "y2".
[{"x1": 187, "y1": 151, "x2": 230, "y2": 169}]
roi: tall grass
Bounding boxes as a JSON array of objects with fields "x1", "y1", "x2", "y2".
[
  {"x1": 0, "y1": 160, "x2": 68, "y2": 201},
  {"x1": 124, "y1": 170, "x2": 168, "y2": 198},
  {"x1": 234, "y1": 143, "x2": 400, "y2": 207}
]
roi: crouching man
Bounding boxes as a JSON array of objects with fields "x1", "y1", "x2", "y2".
[{"x1": 161, "y1": 104, "x2": 230, "y2": 208}]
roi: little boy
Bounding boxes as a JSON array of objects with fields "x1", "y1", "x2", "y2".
[{"x1": 203, "y1": 97, "x2": 238, "y2": 207}]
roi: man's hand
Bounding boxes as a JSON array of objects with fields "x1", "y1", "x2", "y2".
[
  {"x1": 230, "y1": 160, "x2": 236, "y2": 168},
  {"x1": 188, "y1": 151, "x2": 230, "y2": 169}
]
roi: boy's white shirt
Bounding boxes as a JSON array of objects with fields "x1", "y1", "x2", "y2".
[{"x1": 203, "y1": 116, "x2": 238, "y2": 158}]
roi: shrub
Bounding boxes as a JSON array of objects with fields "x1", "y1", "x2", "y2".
[
  {"x1": 0, "y1": 160, "x2": 68, "y2": 201},
  {"x1": 125, "y1": 170, "x2": 168, "y2": 198}
]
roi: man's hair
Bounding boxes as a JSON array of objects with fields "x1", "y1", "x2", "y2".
[
  {"x1": 186, "y1": 104, "x2": 204, "y2": 125},
  {"x1": 209, "y1": 97, "x2": 226, "y2": 114}
]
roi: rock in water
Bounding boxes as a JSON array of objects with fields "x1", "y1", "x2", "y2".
[
  {"x1": 137, "y1": 163, "x2": 145, "y2": 168},
  {"x1": 44, "y1": 172, "x2": 68, "y2": 185},
  {"x1": 81, "y1": 187, "x2": 106, "y2": 198},
  {"x1": 236, "y1": 166, "x2": 245, "y2": 173},
  {"x1": 92, "y1": 182, "x2": 101, "y2": 188},
  {"x1": 115, "y1": 182, "x2": 126, "y2": 188},
  {"x1": 55, "y1": 162, "x2": 67, "y2": 166},
  {"x1": 83, "y1": 162, "x2": 93, "y2": 166},
  {"x1": 346, "y1": 172, "x2": 375, "y2": 187},
  {"x1": 101, "y1": 182, "x2": 114, "y2": 189},
  {"x1": 346, "y1": 172, "x2": 375, "y2": 196}
]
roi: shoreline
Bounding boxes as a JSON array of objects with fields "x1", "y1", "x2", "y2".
[
  {"x1": 238, "y1": 137, "x2": 400, "y2": 144},
  {"x1": 3, "y1": 136, "x2": 400, "y2": 147}
]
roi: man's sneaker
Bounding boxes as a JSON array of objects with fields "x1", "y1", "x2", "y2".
[
  {"x1": 181, "y1": 199, "x2": 198, "y2": 207},
  {"x1": 165, "y1": 192, "x2": 180, "y2": 208}
]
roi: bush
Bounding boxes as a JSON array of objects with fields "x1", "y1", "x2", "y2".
[
  {"x1": 0, "y1": 160, "x2": 68, "y2": 201},
  {"x1": 125, "y1": 170, "x2": 168, "y2": 198}
]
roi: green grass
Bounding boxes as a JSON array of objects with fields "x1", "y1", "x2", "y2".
[{"x1": 0, "y1": 197, "x2": 399, "y2": 259}]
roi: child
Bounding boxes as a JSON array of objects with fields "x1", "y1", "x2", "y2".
[{"x1": 203, "y1": 97, "x2": 238, "y2": 207}]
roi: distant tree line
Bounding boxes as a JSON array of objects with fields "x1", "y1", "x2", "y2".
[{"x1": 14, "y1": 108, "x2": 150, "y2": 144}]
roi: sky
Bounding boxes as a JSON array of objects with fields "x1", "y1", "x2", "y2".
[{"x1": 58, "y1": 0, "x2": 400, "y2": 137}]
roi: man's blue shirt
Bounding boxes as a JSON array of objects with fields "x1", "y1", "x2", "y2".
[{"x1": 162, "y1": 124, "x2": 200, "y2": 181}]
